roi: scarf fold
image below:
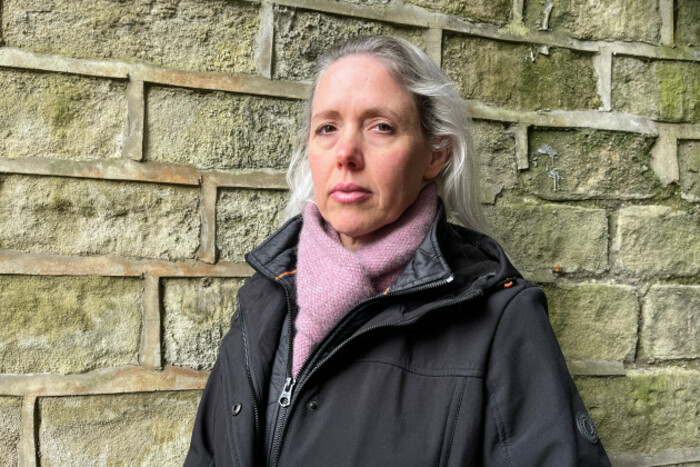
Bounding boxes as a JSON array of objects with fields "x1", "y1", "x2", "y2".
[{"x1": 292, "y1": 183, "x2": 438, "y2": 376}]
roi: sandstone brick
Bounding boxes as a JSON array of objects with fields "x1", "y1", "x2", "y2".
[
  {"x1": 39, "y1": 391, "x2": 201, "y2": 466},
  {"x1": 0, "y1": 397, "x2": 21, "y2": 466},
  {"x1": 615, "y1": 206, "x2": 700, "y2": 277},
  {"x1": 641, "y1": 285, "x2": 700, "y2": 360},
  {"x1": 485, "y1": 202, "x2": 608, "y2": 273},
  {"x1": 524, "y1": 0, "x2": 661, "y2": 43},
  {"x1": 613, "y1": 57, "x2": 700, "y2": 123},
  {"x1": 472, "y1": 120, "x2": 517, "y2": 203},
  {"x1": 145, "y1": 87, "x2": 303, "y2": 170},
  {"x1": 522, "y1": 129, "x2": 661, "y2": 200},
  {"x1": 675, "y1": 0, "x2": 700, "y2": 47},
  {"x1": 404, "y1": 0, "x2": 511, "y2": 24},
  {"x1": 0, "y1": 69, "x2": 125, "y2": 160},
  {"x1": 679, "y1": 140, "x2": 700, "y2": 202},
  {"x1": 2, "y1": 0, "x2": 258, "y2": 74},
  {"x1": 543, "y1": 283, "x2": 638, "y2": 362},
  {"x1": 0, "y1": 276, "x2": 141, "y2": 374},
  {"x1": 273, "y1": 8, "x2": 426, "y2": 81},
  {"x1": 163, "y1": 277, "x2": 246, "y2": 370},
  {"x1": 576, "y1": 370, "x2": 700, "y2": 453},
  {"x1": 443, "y1": 35, "x2": 601, "y2": 111},
  {"x1": 217, "y1": 189, "x2": 288, "y2": 262},
  {"x1": 0, "y1": 175, "x2": 200, "y2": 260}
]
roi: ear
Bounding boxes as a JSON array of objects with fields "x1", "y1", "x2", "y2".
[{"x1": 423, "y1": 139, "x2": 450, "y2": 180}]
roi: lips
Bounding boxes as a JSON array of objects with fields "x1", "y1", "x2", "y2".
[{"x1": 330, "y1": 183, "x2": 371, "y2": 203}]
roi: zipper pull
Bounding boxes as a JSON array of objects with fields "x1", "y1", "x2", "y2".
[{"x1": 278, "y1": 377, "x2": 296, "y2": 407}]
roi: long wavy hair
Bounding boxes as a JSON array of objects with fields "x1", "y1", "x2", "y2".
[{"x1": 283, "y1": 35, "x2": 485, "y2": 233}]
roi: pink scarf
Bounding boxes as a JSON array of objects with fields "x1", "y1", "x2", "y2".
[{"x1": 292, "y1": 183, "x2": 438, "y2": 376}]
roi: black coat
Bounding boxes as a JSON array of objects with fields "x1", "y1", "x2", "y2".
[{"x1": 185, "y1": 206, "x2": 611, "y2": 466}]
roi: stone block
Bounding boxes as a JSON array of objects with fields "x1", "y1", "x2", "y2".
[
  {"x1": 0, "y1": 276, "x2": 141, "y2": 374},
  {"x1": 404, "y1": 0, "x2": 511, "y2": 24},
  {"x1": 443, "y1": 35, "x2": 601, "y2": 111},
  {"x1": 39, "y1": 391, "x2": 201, "y2": 466},
  {"x1": 522, "y1": 129, "x2": 661, "y2": 200},
  {"x1": 273, "y1": 7, "x2": 426, "y2": 81},
  {"x1": 0, "y1": 175, "x2": 200, "y2": 260},
  {"x1": 145, "y1": 87, "x2": 304, "y2": 170},
  {"x1": 679, "y1": 140, "x2": 700, "y2": 202},
  {"x1": 2, "y1": 0, "x2": 259, "y2": 74},
  {"x1": 472, "y1": 120, "x2": 517, "y2": 203},
  {"x1": 0, "y1": 398, "x2": 21, "y2": 466},
  {"x1": 675, "y1": 0, "x2": 700, "y2": 47},
  {"x1": 640, "y1": 285, "x2": 700, "y2": 360},
  {"x1": 163, "y1": 277, "x2": 246, "y2": 370},
  {"x1": 543, "y1": 283, "x2": 638, "y2": 362},
  {"x1": 0, "y1": 69, "x2": 125, "y2": 160},
  {"x1": 217, "y1": 189, "x2": 288, "y2": 262},
  {"x1": 524, "y1": 0, "x2": 661, "y2": 43},
  {"x1": 613, "y1": 57, "x2": 700, "y2": 123},
  {"x1": 614, "y1": 206, "x2": 700, "y2": 277},
  {"x1": 576, "y1": 370, "x2": 700, "y2": 453},
  {"x1": 485, "y1": 202, "x2": 608, "y2": 273}
]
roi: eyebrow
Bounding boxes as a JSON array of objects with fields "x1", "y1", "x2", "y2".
[{"x1": 311, "y1": 107, "x2": 406, "y2": 124}]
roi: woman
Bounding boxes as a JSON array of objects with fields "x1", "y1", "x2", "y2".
[{"x1": 185, "y1": 36, "x2": 610, "y2": 466}]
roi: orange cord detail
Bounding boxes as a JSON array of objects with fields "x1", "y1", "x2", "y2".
[
  {"x1": 503, "y1": 281, "x2": 514, "y2": 288},
  {"x1": 275, "y1": 269, "x2": 297, "y2": 280},
  {"x1": 383, "y1": 286, "x2": 391, "y2": 295}
]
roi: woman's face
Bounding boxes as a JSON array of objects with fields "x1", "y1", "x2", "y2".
[{"x1": 308, "y1": 54, "x2": 448, "y2": 251}]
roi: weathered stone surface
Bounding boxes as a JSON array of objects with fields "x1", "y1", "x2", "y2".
[
  {"x1": 39, "y1": 391, "x2": 201, "y2": 466},
  {"x1": 0, "y1": 276, "x2": 141, "y2": 374},
  {"x1": 146, "y1": 87, "x2": 303, "y2": 170},
  {"x1": 0, "y1": 175, "x2": 200, "y2": 260},
  {"x1": 524, "y1": 0, "x2": 661, "y2": 43},
  {"x1": 485, "y1": 202, "x2": 608, "y2": 273},
  {"x1": 522, "y1": 129, "x2": 660, "y2": 200},
  {"x1": 614, "y1": 206, "x2": 700, "y2": 277},
  {"x1": 163, "y1": 277, "x2": 246, "y2": 370},
  {"x1": 404, "y1": 0, "x2": 511, "y2": 24},
  {"x1": 641, "y1": 285, "x2": 700, "y2": 360},
  {"x1": 0, "y1": 70, "x2": 125, "y2": 161},
  {"x1": 613, "y1": 57, "x2": 700, "y2": 123},
  {"x1": 576, "y1": 370, "x2": 700, "y2": 453},
  {"x1": 676, "y1": 0, "x2": 700, "y2": 47},
  {"x1": 273, "y1": 8, "x2": 425, "y2": 81},
  {"x1": 543, "y1": 283, "x2": 638, "y2": 362},
  {"x1": 217, "y1": 189, "x2": 288, "y2": 262},
  {"x1": 472, "y1": 120, "x2": 517, "y2": 203},
  {"x1": 679, "y1": 140, "x2": 700, "y2": 202},
  {"x1": 0, "y1": 398, "x2": 21, "y2": 466},
  {"x1": 443, "y1": 35, "x2": 601, "y2": 111},
  {"x1": 2, "y1": 0, "x2": 259, "y2": 74}
]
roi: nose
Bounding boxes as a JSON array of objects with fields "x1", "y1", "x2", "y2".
[{"x1": 336, "y1": 130, "x2": 364, "y2": 170}]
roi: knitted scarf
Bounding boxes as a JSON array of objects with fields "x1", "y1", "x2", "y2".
[{"x1": 292, "y1": 183, "x2": 438, "y2": 376}]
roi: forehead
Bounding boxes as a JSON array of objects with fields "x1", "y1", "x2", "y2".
[{"x1": 311, "y1": 54, "x2": 416, "y2": 114}]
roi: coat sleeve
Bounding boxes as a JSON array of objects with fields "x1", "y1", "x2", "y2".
[
  {"x1": 184, "y1": 356, "x2": 225, "y2": 467},
  {"x1": 482, "y1": 285, "x2": 611, "y2": 466}
]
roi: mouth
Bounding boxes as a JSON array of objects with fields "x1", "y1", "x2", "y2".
[{"x1": 329, "y1": 183, "x2": 371, "y2": 203}]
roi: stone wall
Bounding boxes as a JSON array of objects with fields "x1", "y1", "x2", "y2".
[{"x1": 0, "y1": 0, "x2": 697, "y2": 465}]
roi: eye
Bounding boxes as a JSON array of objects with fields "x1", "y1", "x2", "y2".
[
  {"x1": 374, "y1": 123, "x2": 394, "y2": 134},
  {"x1": 316, "y1": 124, "x2": 336, "y2": 135}
]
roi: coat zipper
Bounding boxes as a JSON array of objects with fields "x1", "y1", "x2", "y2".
[{"x1": 267, "y1": 274, "x2": 490, "y2": 467}]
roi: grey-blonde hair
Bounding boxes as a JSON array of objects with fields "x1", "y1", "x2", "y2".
[{"x1": 284, "y1": 35, "x2": 485, "y2": 233}]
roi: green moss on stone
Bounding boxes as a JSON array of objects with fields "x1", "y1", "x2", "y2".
[
  {"x1": 523, "y1": 129, "x2": 661, "y2": 200},
  {"x1": 0, "y1": 397, "x2": 21, "y2": 466},
  {"x1": 0, "y1": 276, "x2": 142, "y2": 374},
  {"x1": 443, "y1": 35, "x2": 601, "y2": 111},
  {"x1": 675, "y1": 0, "x2": 700, "y2": 47},
  {"x1": 576, "y1": 370, "x2": 700, "y2": 452},
  {"x1": 404, "y1": 0, "x2": 511, "y2": 24},
  {"x1": 679, "y1": 140, "x2": 700, "y2": 202},
  {"x1": 273, "y1": 8, "x2": 426, "y2": 81},
  {"x1": 217, "y1": 189, "x2": 288, "y2": 262},
  {"x1": 543, "y1": 283, "x2": 638, "y2": 361}
]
